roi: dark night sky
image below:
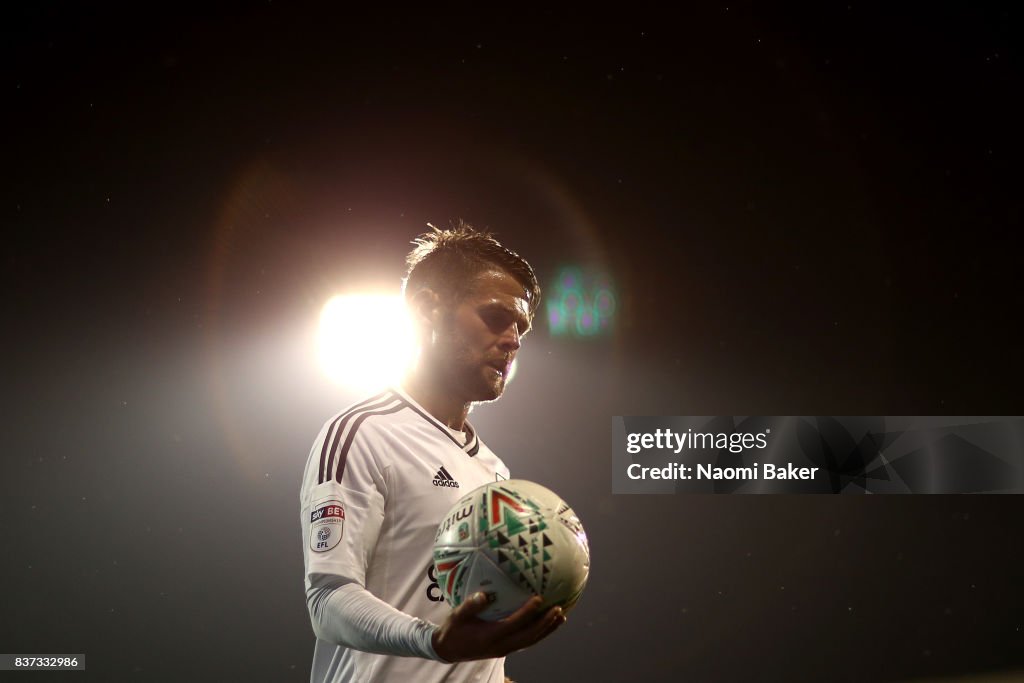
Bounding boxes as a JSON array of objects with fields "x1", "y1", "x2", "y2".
[{"x1": 3, "y1": 3, "x2": 1023, "y2": 682}]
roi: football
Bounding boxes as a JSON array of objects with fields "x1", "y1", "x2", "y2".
[{"x1": 432, "y1": 479, "x2": 590, "y2": 621}]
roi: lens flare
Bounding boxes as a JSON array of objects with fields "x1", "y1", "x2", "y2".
[
  {"x1": 319, "y1": 294, "x2": 416, "y2": 393},
  {"x1": 547, "y1": 266, "x2": 617, "y2": 339}
]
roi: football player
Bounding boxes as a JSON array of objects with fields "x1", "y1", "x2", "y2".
[{"x1": 300, "y1": 222, "x2": 564, "y2": 682}]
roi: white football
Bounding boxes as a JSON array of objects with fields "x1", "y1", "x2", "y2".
[{"x1": 432, "y1": 479, "x2": 590, "y2": 621}]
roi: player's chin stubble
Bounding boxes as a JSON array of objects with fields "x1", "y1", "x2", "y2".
[{"x1": 471, "y1": 365, "x2": 505, "y2": 403}]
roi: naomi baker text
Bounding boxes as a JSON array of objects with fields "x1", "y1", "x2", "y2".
[{"x1": 627, "y1": 462, "x2": 819, "y2": 481}]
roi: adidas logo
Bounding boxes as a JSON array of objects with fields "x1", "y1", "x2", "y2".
[{"x1": 432, "y1": 466, "x2": 460, "y2": 488}]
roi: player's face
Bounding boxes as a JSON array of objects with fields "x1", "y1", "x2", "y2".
[{"x1": 433, "y1": 269, "x2": 533, "y2": 403}]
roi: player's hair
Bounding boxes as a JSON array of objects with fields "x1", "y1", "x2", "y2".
[{"x1": 404, "y1": 220, "x2": 541, "y2": 319}]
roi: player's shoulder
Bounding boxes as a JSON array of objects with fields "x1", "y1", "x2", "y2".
[
  {"x1": 319, "y1": 388, "x2": 411, "y2": 431},
  {"x1": 312, "y1": 389, "x2": 419, "y2": 461},
  {"x1": 304, "y1": 390, "x2": 415, "y2": 491}
]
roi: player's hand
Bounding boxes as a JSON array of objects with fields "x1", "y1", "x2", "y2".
[{"x1": 431, "y1": 592, "x2": 566, "y2": 662}]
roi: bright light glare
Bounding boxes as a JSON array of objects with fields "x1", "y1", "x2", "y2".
[{"x1": 319, "y1": 294, "x2": 416, "y2": 393}]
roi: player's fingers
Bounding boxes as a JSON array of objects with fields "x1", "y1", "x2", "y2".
[
  {"x1": 452, "y1": 592, "x2": 490, "y2": 622},
  {"x1": 531, "y1": 607, "x2": 564, "y2": 641},
  {"x1": 495, "y1": 595, "x2": 544, "y2": 634},
  {"x1": 536, "y1": 609, "x2": 566, "y2": 641},
  {"x1": 507, "y1": 606, "x2": 563, "y2": 650},
  {"x1": 488, "y1": 596, "x2": 543, "y2": 643}
]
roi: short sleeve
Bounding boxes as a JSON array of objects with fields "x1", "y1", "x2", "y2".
[{"x1": 302, "y1": 425, "x2": 389, "y2": 588}]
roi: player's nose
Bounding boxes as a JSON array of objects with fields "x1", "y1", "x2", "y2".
[{"x1": 497, "y1": 323, "x2": 521, "y2": 352}]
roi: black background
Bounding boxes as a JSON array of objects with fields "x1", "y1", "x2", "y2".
[{"x1": 3, "y1": 3, "x2": 1022, "y2": 681}]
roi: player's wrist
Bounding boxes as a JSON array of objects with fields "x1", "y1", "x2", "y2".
[{"x1": 428, "y1": 625, "x2": 450, "y2": 663}]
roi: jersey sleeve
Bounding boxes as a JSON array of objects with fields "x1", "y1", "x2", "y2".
[
  {"x1": 307, "y1": 582, "x2": 442, "y2": 660},
  {"x1": 301, "y1": 420, "x2": 388, "y2": 588},
  {"x1": 300, "y1": 415, "x2": 445, "y2": 661}
]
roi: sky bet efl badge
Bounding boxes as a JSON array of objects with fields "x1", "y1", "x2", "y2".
[{"x1": 310, "y1": 499, "x2": 345, "y2": 552}]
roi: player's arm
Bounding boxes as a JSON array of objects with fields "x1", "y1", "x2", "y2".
[
  {"x1": 302, "y1": 426, "x2": 443, "y2": 659},
  {"x1": 306, "y1": 578, "x2": 565, "y2": 662},
  {"x1": 306, "y1": 576, "x2": 441, "y2": 658}
]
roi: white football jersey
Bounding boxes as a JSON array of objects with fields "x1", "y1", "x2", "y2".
[{"x1": 300, "y1": 387, "x2": 511, "y2": 683}]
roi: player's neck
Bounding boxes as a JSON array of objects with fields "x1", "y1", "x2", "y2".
[{"x1": 401, "y1": 373, "x2": 470, "y2": 432}]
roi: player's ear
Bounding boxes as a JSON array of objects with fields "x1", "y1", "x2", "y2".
[{"x1": 408, "y1": 288, "x2": 442, "y2": 340}]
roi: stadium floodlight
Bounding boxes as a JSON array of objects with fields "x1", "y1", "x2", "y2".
[{"x1": 319, "y1": 294, "x2": 416, "y2": 393}]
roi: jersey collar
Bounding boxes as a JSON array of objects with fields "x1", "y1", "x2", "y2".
[{"x1": 391, "y1": 386, "x2": 481, "y2": 457}]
